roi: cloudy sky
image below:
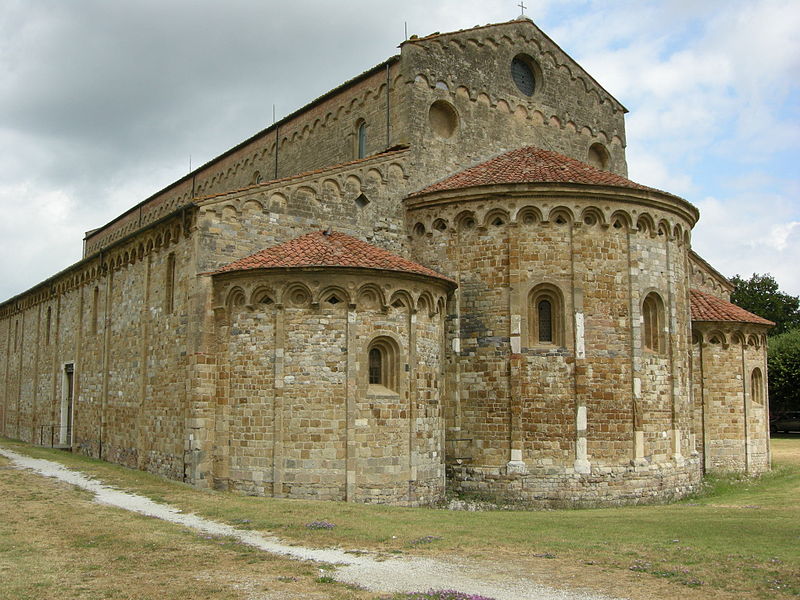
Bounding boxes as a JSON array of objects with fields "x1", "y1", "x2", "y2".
[{"x1": 1, "y1": 0, "x2": 798, "y2": 300}]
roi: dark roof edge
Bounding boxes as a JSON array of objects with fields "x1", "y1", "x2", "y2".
[
  {"x1": 84, "y1": 55, "x2": 401, "y2": 242},
  {"x1": 208, "y1": 264, "x2": 458, "y2": 287}
]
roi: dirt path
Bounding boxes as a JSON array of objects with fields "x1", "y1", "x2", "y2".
[{"x1": 0, "y1": 447, "x2": 625, "y2": 600}]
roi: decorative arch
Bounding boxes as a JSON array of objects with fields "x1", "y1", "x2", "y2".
[
  {"x1": 318, "y1": 285, "x2": 350, "y2": 308},
  {"x1": 356, "y1": 283, "x2": 385, "y2": 310},
  {"x1": 580, "y1": 206, "x2": 606, "y2": 227},
  {"x1": 282, "y1": 282, "x2": 312, "y2": 308},
  {"x1": 389, "y1": 289, "x2": 414, "y2": 312},
  {"x1": 548, "y1": 206, "x2": 573, "y2": 226},
  {"x1": 483, "y1": 208, "x2": 510, "y2": 228},
  {"x1": 455, "y1": 210, "x2": 477, "y2": 232},
  {"x1": 636, "y1": 213, "x2": 656, "y2": 236},
  {"x1": 610, "y1": 210, "x2": 632, "y2": 231},
  {"x1": 516, "y1": 205, "x2": 543, "y2": 225},
  {"x1": 226, "y1": 287, "x2": 246, "y2": 312},
  {"x1": 528, "y1": 283, "x2": 565, "y2": 346},
  {"x1": 250, "y1": 286, "x2": 275, "y2": 306}
]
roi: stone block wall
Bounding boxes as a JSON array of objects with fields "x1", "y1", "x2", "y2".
[
  {"x1": 211, "y1": 270, "x2": 451, "y2": 504},
  {"x1": 692, "y1": 325, "x2": 770, "y2": 474},
  {"x1": 407, "y1": 184, "x2": 700, "y2": 501},
  {"x1": 0, "y1": 216, "x2": 194, "y2": 482}
]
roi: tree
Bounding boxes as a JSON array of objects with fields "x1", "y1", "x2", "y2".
[
  {"x1": 730, "y1": 273, "x2": 800, "y2": 336},
  {"x1": 768, "y1": 328, "x2": 800, "y2": 421}
]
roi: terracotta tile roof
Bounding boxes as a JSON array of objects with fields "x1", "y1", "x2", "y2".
[
  {"x1": 214, "y1": 230, "x2": 455, "y2": 283},
  {"x1": 690, "y1": 289, "x2": 774, "y2": 326},
  {"x1": 411, "y1": 146, "x2": 662, "y2": 197}
]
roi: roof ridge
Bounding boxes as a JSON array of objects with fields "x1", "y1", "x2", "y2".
[
  {"x1": 212, "y1": 230, "x2": 455, "y2": 285},
  {"x1": 410, "y1": 145, "x2": 666, "y2": 197}
]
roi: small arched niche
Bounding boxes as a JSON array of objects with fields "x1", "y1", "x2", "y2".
[{"x1": 428, "y1": 100, "x2": 459, "y2": 139}]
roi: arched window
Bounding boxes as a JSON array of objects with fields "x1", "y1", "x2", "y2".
[
  {"x1": 751, "y1": 368, "x2": 764, "y2": 404},
  {"x1": 367, "y1": 336, "x2": 399, "y2": 391},
  {"x1": 642, "y1": 292, "x2": 665, "y2": 353},
  {"x1": 528, "y1": 284, "x2": 564, "y2": 346},
  {"x1": 357, "y1": 121, "x2": 367, "y2": 159}
]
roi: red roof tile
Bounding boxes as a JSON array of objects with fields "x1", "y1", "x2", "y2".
[
  {"x1": 411, "y1": 146, "x2": 663, "y2": 196},
  {"x1": 690, "y1": 289, "x2": 774, "y2": 326},
  {"x1": 214, "y1": 230, "x2": 455, "y2": 283}
]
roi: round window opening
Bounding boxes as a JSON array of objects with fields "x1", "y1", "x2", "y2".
[
  {"x1": 511, "y1": 54, "x2": 537, "y2": 97},
  {"x1": 428, "y1": 100, "x2": 459, "y2": 139}
]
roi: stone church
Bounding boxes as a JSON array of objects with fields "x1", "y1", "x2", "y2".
[{"x1": 0, "y1": 18, "x2": 774, "y2": 506}]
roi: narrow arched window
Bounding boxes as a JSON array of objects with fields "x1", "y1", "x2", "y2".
[
  {"x1": 92, "y1": 286, "x2": 100, "y2": 335},
  {"x1": 367, "y1": 336, "x2": 400, "y2": 391},
  {"x1": 528, "y1": 284, "x2": 564, "y2": 347},
  {"x1": 368, "y1": 347, "x2": 382, "y2": 384},
  {"x1": 751, "y1": 368, "x2": 764, "y2": 404},
  {"x1": 538, "y1": 300, "x2": 553, "y2": 343},
  {"x1": 642, "y1": 292, "x2": 665, "y2": 353},
  {"x1": 357, "y1": 121, "x2": 367, "y2": 159}
]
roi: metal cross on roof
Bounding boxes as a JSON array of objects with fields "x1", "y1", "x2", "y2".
[{"x1": 518, "y1": 1, "x2": 527, "y2": 16}]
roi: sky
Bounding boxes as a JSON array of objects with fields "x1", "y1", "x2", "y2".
[{"x1": 1, "y1": 0, "x2": 798, "y2": 300}]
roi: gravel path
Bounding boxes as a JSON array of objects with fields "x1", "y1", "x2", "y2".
[{"x1": 0, "y1": 447, "x2": 625, "y2": 600}]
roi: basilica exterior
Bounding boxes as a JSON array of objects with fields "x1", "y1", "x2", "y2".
[{"x1": 0, "y1": 18, "x2": 773, "y2": 506}]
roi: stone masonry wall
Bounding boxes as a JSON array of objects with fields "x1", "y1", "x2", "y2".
[
  {"x1": 407, "y1": 184, "x2": 700, "y2": 502},
  {"x1": 0, "y1": 216, "x2": 194, "y2": 482},
  {"x1": 399, "y1": 19, "x2": 628, "y2": 194},
  {"x1": 212, "y1": 270, "x2": 451, "y2": 505}
]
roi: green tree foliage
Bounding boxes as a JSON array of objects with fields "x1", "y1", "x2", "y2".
[
  {"x1": 730, "y1": 273, "x2": 800, "y2": 335},
  {"x1": 768, "y1": 327, "x2": 800, "y2": 418}
]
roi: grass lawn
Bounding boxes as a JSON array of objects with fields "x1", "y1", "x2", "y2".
[{"x1": 1, "y1": 436, "x2": 799, "y2": 599}]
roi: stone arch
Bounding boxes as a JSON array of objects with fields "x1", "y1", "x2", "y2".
[
  {"x1": 706, "y1": 330, "x2": 727, "y2": 346},
  {"x1": 269, "y1": 193, "x2": 287, "y2": 211},
  {"x1": 610, "y1": 210, "x2": 632, "y2": 231},
  {"x1": 751, "y1": 367, "x2": 764, "y2": 404},
  {"x1": 389, "y1": 289, "x2": 414, "y2": 312},
  {"x1": 455, "y1": 210, "x2": 477, "y2": 232},
  {"x1": 417, "y1": 291, "x2": 436, "y2": 316},
  {"x1": 226, "y1": 287, "x2": 246, "y2": 312},
  {"x1": 548, "y1": 206, "x2": 574, "y2": 225},
  {"x1": 747, "y1": 334, "x2": 760, "y2": 348},
  {"x1": 250, "y1": 286, "x2": 275, "y2": 306},
  {"x1": 356, "y1": 283, "x2": 385, "y2": 310},
  {"x1": 431, "y1": 217, "x2": 448, "y2": 233},
  {"x1": 242, "y1": 198, "x2": 265, "y2": 213},
  {"x1": 318, "y1": 285, "x2": 351, "y2": 308},
  {"x1": 657, "y1": 219, "x2": 671, "y2": 238},
  {"x1": 580, "y1": 206, "x2": 606, "y2": 227},
  {"x1": 515, "y1": 205, "x2": 543, "y2": 225},
  {"x1": 282, "y1": 282, "x2": 312, "y2": 308},
  {"x1": 483, "y1": 208, "x2": 510, "y2": 228},
  {"x1": 636, "y1": 213, "x2": 656, "y2": 236}
]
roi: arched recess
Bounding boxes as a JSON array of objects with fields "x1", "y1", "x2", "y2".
[
  {"x1": 483, "y1": 208, "x2": 510, "y2": 228},
  {"x1": 367, "y1": 335, "x2": 401, "y2": 392},
  {"x1": 455, "y1": 210, "x2": 477, "y2": 232},
  {"x1": 548, "y1": 206, "x2": 573, "y2": 226},
  {"x1": 580, "y1": 206, "x2": 606, "y2": 227},
  {"x1": 516, "y1": 205, "x2": 542, "y2": 225},
  {"x1": 250, "y1": 286, "x2": 275, "y2": 306},
  {"x1": 389, "y1": 289, "x2": 414, "y2": 312},
  {"x1": 356, "y1": 283, "x2": 385, "y2": 310},
  {"x1": 528, "y1": 283, "x2": 565, "y2": 346},
  {"x1": 636, "y1": 213, "x2": 656, "y2": 237},
  {"x1": 282, "y1": 282, "x2": 312, "y2": 308},
  {"x1": 642, "y1": 291, "x2": 666, "y2": 353},
  {"x1": 610, "y1": 210, "x2": 632, "y2": 231},
  {"x1": 318, "y1": 286, "x2": 350, "y2": 308},
  {"x1": 750, "y1": 368, "x2": 764, "y2": 404},
  {"x1": 226, "y1": 287, "x2": 246, "y2": 314}
]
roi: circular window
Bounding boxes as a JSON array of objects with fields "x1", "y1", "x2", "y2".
[
  {"x1": 428, "y1": 100, "x2": 459, "y2": 138},
  {"x1": 511, "y1": 54, "x2": 537, "y2": 96}
]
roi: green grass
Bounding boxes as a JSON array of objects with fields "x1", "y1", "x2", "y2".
[{"x1": 2, "y1": 436, "x2": 799, "y2": 599}]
